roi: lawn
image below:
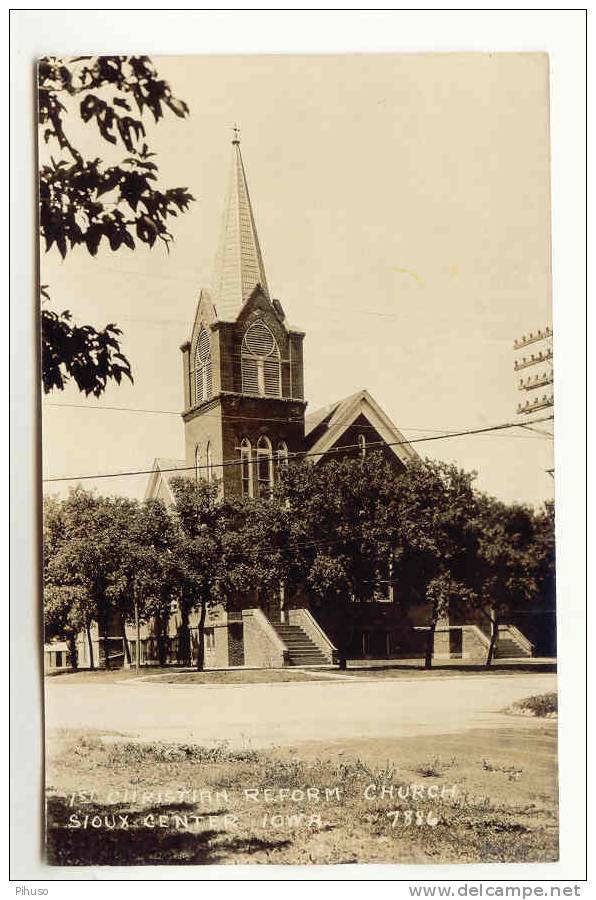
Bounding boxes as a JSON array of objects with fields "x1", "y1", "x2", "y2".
[
  {"x1": 46, "y1": 660, "x2": 556, "y2": 686},
  {"x1": 46, "y1": 667, "x2": 329, "y2": 685},
  {"x1": 45, "y1": 722, "x2": 558, "y2": 866},
  {"x1": 46, "y1": 666, "x2": 170, "y2": 684}
]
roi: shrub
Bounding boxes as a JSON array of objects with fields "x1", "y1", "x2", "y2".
[{"x1": 511, "y1": 692, "x2": 557, "y2": 717}]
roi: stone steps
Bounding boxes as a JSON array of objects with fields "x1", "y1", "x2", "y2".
[
  {"x1": 495, "y1": 637, "x2": 530, "y2": 659},
  {"x1": 273, "y1": 623, "x2": 330, "y2": 666}
]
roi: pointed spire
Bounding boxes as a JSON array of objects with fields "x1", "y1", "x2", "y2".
[{"x1": 212, "y1": 129, "x2": 270, "y2": 319}]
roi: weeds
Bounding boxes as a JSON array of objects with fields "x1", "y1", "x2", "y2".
[
  {"x1": 482, "y1": 759, "x2": 524, "y2": 781},
  {"x1": 106, "y1": 740, "x2": 260, "y2": 766},
  {"x1": 510, "y1": 692, "x2": 557, "y2": 718},
  {"x1": 416, "y1": 757, "x2": 455, "y2": 778}
]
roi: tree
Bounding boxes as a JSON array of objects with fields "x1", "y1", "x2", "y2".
[
  {"x1": 112, "y1": 497, "x2": 183, "y2": 669},
  {"x1": 471, "y1": 495, "x2": 540, "y2": 666},
  {"x1": 44, "y1": 488, "x2": 123, "y2": 669},
  {"x1": 169, "y1": 476, "x2": 252, "y2": 670},
  {"x1": 390, "y1": 460, "x2": 480, "y2": 668},
  {"x1": 272, "y1": 454, "x2": 480, "y2": 669},
  {"x1": 43, "y1": 495, "x2": 87, "y2": 670},
  {"x1": 530, "y1": 500, "x2": 556, "y2": 655},
  {"x1": 39, "y1": 55, "x2": 194, "y2": 396},
  {"x1": 41, "y1": 287, "x2": 132, "y2": 398},
  {"x1": 271, "y1": 452, "x2": 422, "y2": 667}
]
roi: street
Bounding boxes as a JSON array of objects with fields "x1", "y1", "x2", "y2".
[{"x1": 45, "y1": 671, "x2": 556, "y2": 748}]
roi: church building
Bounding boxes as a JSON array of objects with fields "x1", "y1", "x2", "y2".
[{"x1": 139, "y1": 133, "x2": 534, "y2": 670}]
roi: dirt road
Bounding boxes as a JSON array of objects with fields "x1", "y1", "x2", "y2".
[{"x1": 45, "y1": 671, "x2": 556, "y2": 747}]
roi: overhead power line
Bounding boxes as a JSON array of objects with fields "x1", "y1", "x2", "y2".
[
  {"x1": 42, "y1": 414, "x2": 554, "y2": 484},
  {"x1": 42, "y1": 401, "x2": 553, "y2": 439}
]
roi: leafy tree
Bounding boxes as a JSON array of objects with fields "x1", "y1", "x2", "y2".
[
  {"x1": 169, "y1": 476, "x2": 253, "y2": 670},
  {"x1": 271, "y1": 452, "x2": 420, "y2": 667},
  {"x1": 109, "y1": 497, "x2": 183, "y2": 668},
  {"x1": 389, "y1": 459, "x2": 480, "y2": 668},
  {"x1": 41, "y1": 287, "x2": 132, "y2": 397},
  {"x1": 44, "y1": 488, "x2": 122, "y2": 668},
  {"x1": 530, "y1": 500, "x2": 556, "y2": 655},
  {"x1": 43, "y1": 495, "x2": 86, "y2": 669},
  {"x1": 272, "y1": 454, "x2": 480, "y2": 668},
  {"x1": 471, "y1": 495, "x2": 540, "y2": 666},
  {"x1": 39, "y1": 55, "x2": 194, "y2": 396}
]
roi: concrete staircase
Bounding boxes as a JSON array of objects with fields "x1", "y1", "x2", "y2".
[
  {"x1": 495, "y1": 628, "x2": 533, "y2": 659},
  {"x1": 273, "y1": 623, "x2": 330, "y2": 667}
]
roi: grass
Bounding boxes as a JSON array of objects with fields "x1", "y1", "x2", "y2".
[
  {"x1": 150, "y1": 670, "x2": 327, "y2": 685},
  {"x1": 46, "y1": 661, "x2": 557, "y2": 686},
  {"x1": 45, "y1": 724, "x2": 558, "y2": 866},
  {"x1": 46, "y1": 666, "x2": 171, "y2": 684},
  {"x1": 510, "y1": 692, "x2": 558, "y2": 718},
  {"x1": 46, "y1": 667, "x2": 327, "y2": 685}
]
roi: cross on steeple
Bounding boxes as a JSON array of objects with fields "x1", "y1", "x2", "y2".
[{"x1": 232, "y1": 123, "x2": 241, "y2": 144}]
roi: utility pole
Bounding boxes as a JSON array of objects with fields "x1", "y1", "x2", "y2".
[
  {"x1": 513, "y1": 326, "x2": 553, "y2": 416},
  {"x1": 513, "y1": 325, "x2": 554, "y2": 479}
]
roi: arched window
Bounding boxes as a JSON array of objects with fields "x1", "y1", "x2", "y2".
[
  {"x1": 194, "y1": 326, "x2": 213, "y2": 405},
  {"x1": 358, "y1": 433, "x2": 367, "y2": 458},
  {"x1": 277, "y1": 441, "x2": 289, "y2": 472},
  {"x1": 240, "y1": 438, "x2": 252, "y2": 498},
  {"x1": 194, "y1": 444, "x2": 200, "y2": 482},
  {"x1": 205, "y1": 442, "x2": 213, "y2": 484},
  {"x1": 256, "y1": 435, "x2": 274, "y2": 498},
  {"x1": 241, "y1": 321, "x2": 281, "y2": 397}
]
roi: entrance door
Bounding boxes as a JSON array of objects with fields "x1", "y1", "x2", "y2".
[{"x1": 449, "y1": 628, "x2": 463, "y2": 658}]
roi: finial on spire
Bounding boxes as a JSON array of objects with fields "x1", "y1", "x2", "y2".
[{"x1": 213, "y1": 126, "x2": 270, "y2": 316}]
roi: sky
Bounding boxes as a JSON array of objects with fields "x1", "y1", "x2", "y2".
[{"x1": 41, "y1": 53, "x2": 554, "y2": 508}]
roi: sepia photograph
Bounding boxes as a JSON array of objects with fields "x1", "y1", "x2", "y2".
[{"x1": 37, "y1": 51, "x2": 560, "y2": 868}]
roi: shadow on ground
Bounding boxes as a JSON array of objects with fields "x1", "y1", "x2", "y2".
[
  {"x1": 46, "y1": 795, "x2": 291, "y2": 866},
  {"x1": 340, "y1": 662, "x2": 557, "y2": 674}
]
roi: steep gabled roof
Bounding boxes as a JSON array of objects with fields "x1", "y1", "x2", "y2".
[
  {"x1": 304, "y1": 389, "x2": 419, "y2": 466},
  {"x1": 212, "y1": 134, "x2": 270, "y2": 321},
  {"x1": 144, "y1": 457, "x2": 189, "y2": 504}
]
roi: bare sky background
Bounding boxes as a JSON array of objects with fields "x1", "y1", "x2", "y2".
[{"x1": 41, "y1": 53, "x2": 553, "y2": 507}]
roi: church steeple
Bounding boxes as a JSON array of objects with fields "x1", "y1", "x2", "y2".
[{"x1": 212, "y1": 128, "x2": 270, "y2": 320}]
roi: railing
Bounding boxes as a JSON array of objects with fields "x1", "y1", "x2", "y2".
[{"x1": 502, "y1": 624, "x2": 534, "y2": 655}]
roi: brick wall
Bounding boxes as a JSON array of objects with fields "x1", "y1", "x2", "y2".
[
  {"x1": 220, "y1": 394, "x2": 306, "y2": 496},
  {"x1": 242, "y1": 609, "x2": 286, "y2": 668},
  {"x1": 462, "y1": 626, "x2": 489, "y2": 660}
]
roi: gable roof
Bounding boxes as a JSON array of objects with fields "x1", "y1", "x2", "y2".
[
  {"x1": 304, "y1": 389, "x2": 419, "y2": 466},
  {"x1": 144, "y1": 457, "x2": 190, "y2": 504}
]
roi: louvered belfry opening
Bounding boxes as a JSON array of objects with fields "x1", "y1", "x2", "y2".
[
  {"x1": 241, "y1": 320, "x2": 281, "y2": 398},
  {"x1": 194, "y1": 325, "x2": 213, "y2": 405}
]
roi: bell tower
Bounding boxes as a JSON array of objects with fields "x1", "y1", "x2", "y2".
[{"x1": 180, "y1": 131, "x2": 307, "y2": 497}]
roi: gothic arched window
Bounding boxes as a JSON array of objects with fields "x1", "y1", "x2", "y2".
[
  {"x1": 241, "y1": 321, "x2": 281, "y2": 397},
  {"x1": 358, "y1": 433, "x2": 367, "y2": 458},
  {"x1": 256, "y1": 435, "x2": 274, "y2": 498},
  {"x1": 277, "y1": 441, "x2": 289, "y2": 472},
  {"x1": 240, "y1": 438, "x2": 253, "y2": 498},
  {"x1": 194, "y1": 326, "x2": 213, "y2": 405},
  {"x1": 205, "y1": 441, "x2": 213, "y2": 483}
]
